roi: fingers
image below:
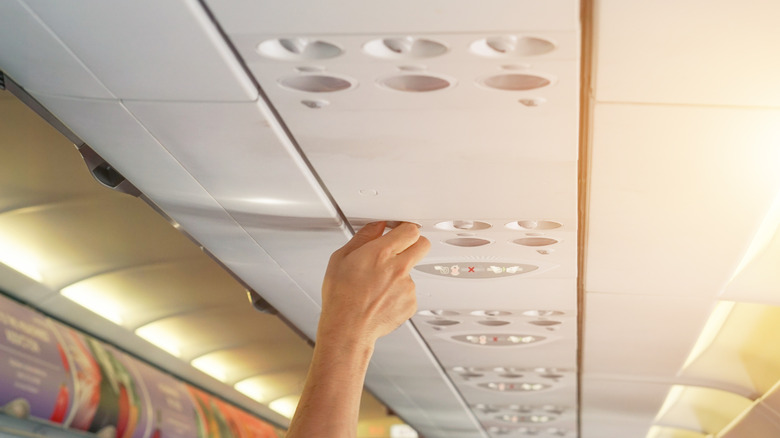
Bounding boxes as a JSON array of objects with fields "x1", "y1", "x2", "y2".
[
  {"x1": 397, "y1": 235, "x2": 431, "y2": 270},
  {"x1": 338, "y1": 221, "x2": 386, "y2": 255},
  {"x1": 372, "y1": 222, "x2": 423, "y2": 256}
]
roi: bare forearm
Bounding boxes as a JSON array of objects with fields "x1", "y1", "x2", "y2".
[
  {"x1": 285, "y1": 222, "x2": 429, "y2": 437},
  {"x1": 286, "y1": 334, "x2": 374, "y2": 438}
]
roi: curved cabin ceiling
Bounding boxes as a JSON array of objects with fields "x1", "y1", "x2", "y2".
[{"x1": 1, "y1": 1, "x2": 780, "y2": 437}]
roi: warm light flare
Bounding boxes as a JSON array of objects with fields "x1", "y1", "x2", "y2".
[
  {"x1": 135, "y1": 324, "x2": 182, "y2": 357},
  {"x1": 235, "y1": 378, "x2": 267, "y2": 403},
  {"x1": 655, "y1": 385, "x2": 685, "y2": 421},
  {"x1": 269, "y1": 395, "x2": 300, "y2": 419},
  {"x1": 60, "y1": 282, "x2": 123, "y2": 324},
  {"x1": 191, "y1": 355, "x2": 229, "y2": 382},
  {"x1": 0, "y1": 232, "x2": 44, "y2": 282},
  {"x1": 728, "y1": 188, "x2": 780, "y2": 284},
  {"x1": 682, "y1": 301, "x2": 736, "y2": 370}
]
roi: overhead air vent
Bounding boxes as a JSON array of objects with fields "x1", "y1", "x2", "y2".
[
  {"x1": 257, "y1": 38, "x2": 343, "y2": 60},
  {"x1": 471, "y1": 35, "x2": 557, "y2": 57},
  {"x1": 364, "y1": 37, "x2": 448, "y2": 59}
]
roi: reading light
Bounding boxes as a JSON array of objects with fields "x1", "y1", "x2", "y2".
[
  {"x1": 60, "y1": 282, "x2": 123, "y2": 324},
  {"x1": 135, "y1": 324, "x2": 182, "y2": 357}
]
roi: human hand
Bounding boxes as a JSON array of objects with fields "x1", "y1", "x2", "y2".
[{"x1": 319, "y1": 221, "x2": 431, "y2": 346}]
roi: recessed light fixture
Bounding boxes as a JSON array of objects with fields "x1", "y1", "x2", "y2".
[
  {"x1": 0, "y1": 233, "x2": 43, "y2": 283},
  {"x1": 60, "y1": 282, "x2": 123, "y2": 325},
  {"x1": 135, "y1": 324, "x2": 182, "y2": 357},
  {"x1": 190, "y1": 355, "x2": 229, "y2": 382},
  {"x1": 234, "y1": 378, "x2": 266, "y2": 403},
  {"x1": 269, "y1": 395, "x2": 300, "y2": 419}
]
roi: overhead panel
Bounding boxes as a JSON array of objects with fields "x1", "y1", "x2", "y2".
[
  {"x1": 206, "y1": 1, "x2": 581, "y2": 436},
  {"x1": 19, "y1": 0, "x2": 256, "y2": 101},
  {"x1": 0, "y1": 0, "x2": 114, "y2": 98}
]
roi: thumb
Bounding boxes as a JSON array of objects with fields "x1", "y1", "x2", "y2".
[{"x1": 339, "y1": 221, "x2": 386, "y2": 255}]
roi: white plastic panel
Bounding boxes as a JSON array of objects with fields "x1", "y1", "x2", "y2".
[
  {"x1": 580, "y1": 379, "x2": 671, "y2": 438},
  {"x1": 232, "y1": 31, "x2": 579, "y2": 221},
  {"x1": 0, "y1": 0, "x2": 114, "y2": 98},
  {"x1": 583, "y1": 293, "x2": 712, "y2": 379},
  {"x1": 122, "y1": 101, "x2": 334, "y2": 219},
  {"x1": 595, "y1": 0, "x2": 780, "y2": 107},
  {"x1": 586, "y1": 103, "x2": 780, "y2": 298},
  {"x1": 21, "y1": 0, "x2": 256, "y2": 101},
  {"x1": 368, "y1": 324, "x2": 487, "y2": 437},
  {"x1": 205, "y1": 0, "x2": 580, "y2": 34},
  {"x1": 122, "y1": 100, "x2": 351, "y2": 303}
]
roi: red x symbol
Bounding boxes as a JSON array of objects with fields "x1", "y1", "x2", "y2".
[{"x1": 468, "y1": 267, "x2": 475, "y2": 273}]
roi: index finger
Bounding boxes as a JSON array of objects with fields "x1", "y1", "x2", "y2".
[{"x1": 371, "y1": 222, "x2": 423, "y2": 256}]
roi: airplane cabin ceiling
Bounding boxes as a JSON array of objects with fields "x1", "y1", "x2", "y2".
[{"x1": 1, "y1": 1, "x2": 780, "y2": 437}]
